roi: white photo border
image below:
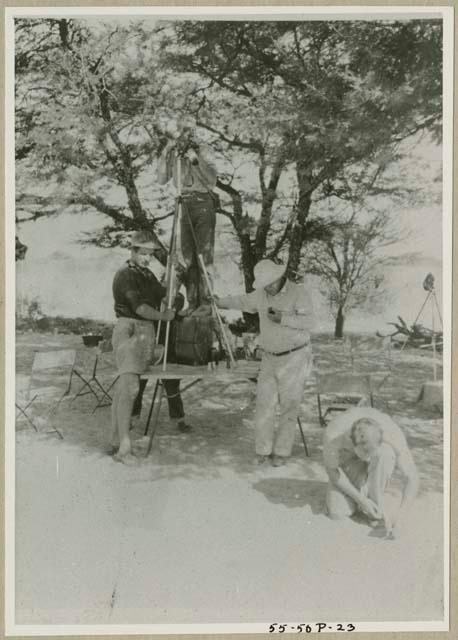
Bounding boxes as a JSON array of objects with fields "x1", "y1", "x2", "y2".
[{"x1": 4, "y1": 5, "x2": 454, "y2": 637}]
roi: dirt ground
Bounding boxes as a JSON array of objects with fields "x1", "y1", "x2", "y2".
[{"x1": 13, "y1": 332, "x2": 445, "y2": 627}]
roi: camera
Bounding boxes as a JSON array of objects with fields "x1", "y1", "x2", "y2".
[{"x1": 175, "y1": 129, "x2": 199, "y2": 163}]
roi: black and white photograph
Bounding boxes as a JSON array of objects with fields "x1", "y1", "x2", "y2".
[{"x1": 4, "y1": 5, "x2": 453, "y2": 635}]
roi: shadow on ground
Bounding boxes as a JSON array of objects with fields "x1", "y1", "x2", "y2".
[
  {"x1": 252, "y1": 478, "x2": 326, "y2": 513},
  {"x1": 16, "y1": 331, "x2": 444, "y2": 493}
]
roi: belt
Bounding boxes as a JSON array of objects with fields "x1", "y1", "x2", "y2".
[
  {"x1": 264, "y1": 342, "x2": 309, "y2": 357},
  {"x1": 180, "y1": 191, "x2": 211, "y2": 199}
]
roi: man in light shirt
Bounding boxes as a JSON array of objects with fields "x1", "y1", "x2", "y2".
[
  {"x1": 215, "y1": 259, "x2": 315, "y2": 466},
  {"x1": 157, "y1": 121, "x2": 218, "y2": 317},
  {"x1": 323, "y1": 407, "x2": 419, "y2": 538}
]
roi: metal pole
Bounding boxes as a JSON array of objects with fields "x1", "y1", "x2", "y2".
[
  {"x1": 197, "y1": 253, "x2": 237, "y2": 368},
  {"x1": 376, "y1": 290, "x2": 431, "y2": 392},
  {"x1": 162, "y1": 152, "x2": 182, "y2": 372},
  {"x1": 156, "y1": 197, "x2": 178, "y2": 351}
]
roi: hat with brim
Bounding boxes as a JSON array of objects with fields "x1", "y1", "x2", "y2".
[
  {"x1": 253, "y1": 259, "x2": 286, "y2": 289},
  {"x1": 130, "y1": 230, "x2": 159, "y2": 250}
]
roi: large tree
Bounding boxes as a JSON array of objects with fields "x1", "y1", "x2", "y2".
[
  {"x1": 15, "y1": 18, "x2": 442, "y2": 293},
  {"x1": 164, "y1": 19, "x2": 442, "y2": 282},
  {"x1": 15, "y1": 18, "x2": 175, "y2": 264}
]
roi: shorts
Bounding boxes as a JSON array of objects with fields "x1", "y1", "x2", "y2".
[{"x1": 112, "y1": 317, "x2": 156, "y2": 376}]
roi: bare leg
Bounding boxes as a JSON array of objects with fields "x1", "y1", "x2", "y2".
[
  {"x1": 326, "y1": 457, "x2": 368, "y2": 519},
  {"x1": 113, "y1": 373, "x2": 139, "y2": 459},
  {"x1": 109, "y1": 380, "x2": 120, "y2": 450},
  {"x1": 366, "y1": 443, "x2": 396, "y2": 523},
  {"x1": 326, "y1": 484, "x2": 358, "y2": 519}
]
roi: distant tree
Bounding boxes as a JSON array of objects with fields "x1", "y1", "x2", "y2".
[{"x1": 305, "y1": 207, "x2": 409, "y2": 338}]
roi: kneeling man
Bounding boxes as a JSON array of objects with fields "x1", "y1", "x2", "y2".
[{"x1": 323, "y1": 407, "x2": 419, "y2": 538}]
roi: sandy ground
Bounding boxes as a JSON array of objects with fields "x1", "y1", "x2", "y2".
[{"x1": 13, "y1": 333, "x2": 445, "y2": 626}]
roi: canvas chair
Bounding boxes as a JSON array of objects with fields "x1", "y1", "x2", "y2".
[
  {"x1": 72, "y1": 340, "x2": 118, "y2": 411},
  {"x1": 15, "y1": 349, "x2": 77, "y2": 438},
  {"x1": 316, "y1": 371, "x2": 373, "y2": 427}
]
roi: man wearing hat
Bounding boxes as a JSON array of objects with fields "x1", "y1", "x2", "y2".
[
  {"x1": 110, "y1": 230, "x2": 191, "y2": 463},
  {"x1": 215, "y1": 259, "x2": 315, "y2": 466},
  {"x1": 157, "y1": 120, "x2": 218, "y2": 317}
]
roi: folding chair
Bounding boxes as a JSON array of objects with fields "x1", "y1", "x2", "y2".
[
  {"x1": 15, "y1": 349, "x2": 77, "y2": 439},
  {"x1": 316, "y1": 371, "x2": 373, "y2": 427},
  {"x1": 71, "y1": 345, "x2": 117, "y2": 411}
]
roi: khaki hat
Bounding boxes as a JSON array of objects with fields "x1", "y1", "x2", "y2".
[
  {"x1": 253, "y1": 259, "x2": 286, "y2": 289},
  {"x1": 130, "y1": 230, "x2": 159, "y2": 250}
]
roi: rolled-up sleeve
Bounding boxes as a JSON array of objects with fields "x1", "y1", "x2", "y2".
[
  {"x1": 280, "y1": 284, "x2": 315, "y2": 331},
  {"x1": 157, "y1": 146, "x2": 174, "y2": 185},
  {"x1": 223, "y1": 290, "x2": 259, "y2": 314},
  {"x1": 195, "y1": 145, "x2": 217, "y2": 189}
]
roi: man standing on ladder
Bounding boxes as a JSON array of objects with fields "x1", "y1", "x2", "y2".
[
  {"x1": 157, "y1": 119, "x2": 218, "y2": 318},
  {"x1": 215, "y1": 260, "x2": 315, "y2": 466},
  {"x1": 110, "y1": 230, "x2": 192, "y2": 464}
]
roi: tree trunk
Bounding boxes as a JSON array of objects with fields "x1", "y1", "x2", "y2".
[
  {"x1": 216, "y1": 179, "x2": 256, "y2": 291},
  {"x1": 286, "y1": 159, "x2": 313, "y2": 280},
  {"x1": 254, "y1": 153, "x2": 284, "y2": 261},
  {"x1": 334, "y1": 306, "x2": 345, "y2": 338}
]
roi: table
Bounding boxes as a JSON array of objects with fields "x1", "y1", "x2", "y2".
[{"x1": 142, "y1": 361, "x2": 309, "y2": 457}]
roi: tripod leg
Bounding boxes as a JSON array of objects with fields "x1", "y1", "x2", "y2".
[
  {"x1": 146, "y1": 383, "x2": 164, "y2": 456},
  {"x1": 144, "y1": 379, "x2": 160, "y2": 436},
  {"x1": 196, "y1": 253, "x2": 236, "y2": 367},
  {"x1": 161, "y1": 178, "x2": 182, "y2": 372},
  {"x1": 297, "y1": 417, "x2": 310, "y2": 457},
  {"x1": 432, "y1": 291, "x2": 443, "y2": 329}
]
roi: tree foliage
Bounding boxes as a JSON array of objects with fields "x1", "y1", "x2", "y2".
[{"x1": 15, "y1": 17, "x2": 442, "y2": 297}]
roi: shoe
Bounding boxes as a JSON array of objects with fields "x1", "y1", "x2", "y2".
[
  {"x1": 256, "y1": 454, "x2": 270, "y2": 465},
  {"x1": 177, "y1": 420, "x2": 192, "y2": 433},
  {"x1": 113, "y1": 451, "x2": 138, "y2": 466},
  {"x1": 272, "y1": 455, "x2": 289, "y2": 467}
]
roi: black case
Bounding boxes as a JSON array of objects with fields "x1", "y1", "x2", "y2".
[{"x1": 157, "y1": 317, "x2": 216, "y2": 366}]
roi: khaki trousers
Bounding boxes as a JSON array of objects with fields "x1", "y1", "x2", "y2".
[{"x1": 254, "y1": 345, "x2": 312, "y2": 457}]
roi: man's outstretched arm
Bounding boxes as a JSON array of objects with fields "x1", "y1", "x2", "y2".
[{"x1": 215, "y1": 291, "x2": 259, "y2": 314}]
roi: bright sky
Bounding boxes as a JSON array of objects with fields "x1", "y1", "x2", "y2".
[{"x1": 15, "y1": 135, "x2": 444, "y2": 332}]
